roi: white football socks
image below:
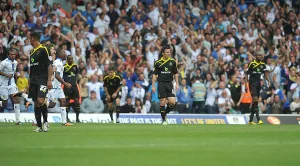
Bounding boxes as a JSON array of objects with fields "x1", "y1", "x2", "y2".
[
  {"x1": 21, "y1": 93, "x2": 34, "y2": 105},
  {"x1": 60, "y1": 107, "x2": 67, "y2": 124},
  {"x1": 14, "y1": 104, "x2": 20, "y2": 123}
]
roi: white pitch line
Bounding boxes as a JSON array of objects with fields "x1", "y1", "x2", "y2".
[{"x1": 13, "y1": 141, "x2": 300, "y2": 149}]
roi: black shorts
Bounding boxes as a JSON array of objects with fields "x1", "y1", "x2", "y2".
[
  {"x1": 158, "y1": 81, "x2": 175, "y2": 99},
  {"x1": 64, "y1": 85, "x2": 80, "y2": 100},
  {"x1": 249, "y1": 83, "x2": 261, "y2": 99},
  {"x1": 106, "y1": 90, "x2": 121, "y2": 103},
  {"x1": 28, "y1": 84, "x2": 48, "y2": 102}
]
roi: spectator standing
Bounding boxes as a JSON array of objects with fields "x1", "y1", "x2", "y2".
[
  {"x1": 85, "y1": 75, "x2": 103, "y2": 100},
  {"x1": 227, "y1": 75, "x2": 242, "y2": 112},
  {"x1": 205, "y1": 80, "x2": 218, "y2": 114},
  {"x1": 191, "y1": 77, "x2": 206, "y2": 113},
  {"x1": 130, "y1": 81, "x2": 145, "y2": 105},
  {"x1": 177, "y1": 78, "x2": 192, "y2": 113},
  {"x1": 148, "y1": 82, "x2": 159, "y2": 113},
  {"x1": 78, "y1": 69, "x2": 89, "y2": 100},
  {"x1": 120, "y1": 79, "x2": 129, "y2": 106}
]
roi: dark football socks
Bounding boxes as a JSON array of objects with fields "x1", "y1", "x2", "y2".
[{"x1": 160, "y1": 106, "x2": 166, "y2": 121}]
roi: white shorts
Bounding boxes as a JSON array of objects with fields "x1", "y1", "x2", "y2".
[
  {"x1": 47, "y1": 88, "x2": 65, "y2": 102},
  {"x1": 0, "y1": 85, "x2": 18, "y2": 100}
]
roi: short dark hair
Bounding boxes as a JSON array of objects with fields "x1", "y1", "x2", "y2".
[
  {"x1": 30, "y1": 32, "x2": 41, "y2": 41},
  {"x1": 9, "y1": 48, "x2": 18, "y2": 54},
  {"x1": 56, "y1": 49, "x2": 64, "y2": 58},
  {"x1": 108, "y1": 66, "x2": 115, "y2": 71},
  {"x1": 162, "y1": 45, "x2": 171, "y2": 53}
]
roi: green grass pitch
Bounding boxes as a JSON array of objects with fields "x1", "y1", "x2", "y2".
[{"x1": 0, "y1": 123, "x2": 299, "y2": 166}]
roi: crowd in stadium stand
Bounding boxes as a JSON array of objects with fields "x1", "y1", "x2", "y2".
[{"x1": 0, "y1": 0, "x2": 299, "y2": 114}]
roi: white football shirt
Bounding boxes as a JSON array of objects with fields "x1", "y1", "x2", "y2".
[
  {"x1": 52, "y1": 58, "x2": 64, "y2": 88},
  {"x1": 0, "y1": 58, "x2": 17, "y2": 86}
]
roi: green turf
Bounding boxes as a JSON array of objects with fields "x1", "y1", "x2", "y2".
[{"x1": 0, "y1": 123, "x2": 299, "y2": 166}]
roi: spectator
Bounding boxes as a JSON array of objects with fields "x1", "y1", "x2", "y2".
[
  {"x1": 120, "y1": 97, "x2": 135, "y2": 113},
  {"x1": 78, "y1": 69, "x2": 89, "y2": 100},
  {"x1": 227, "y1": 75, "x2": 242, "y2": 112},
  {"x1": 120, "y1": 79, "x2": 129, "y2": 106},
  {"x1": 130, "y1": 81, "x2": 145, "y2": 105},
  {"x1": 218, "y1": 90, "x2": 235, "y2": 114},
  {"x1": 136, "y1": 73, "x2": 149, "y2": 90},
  {"x1": 135, "y1": 98, "x2": 147, "y2": 114},
  {"x1": 148, "y1": 82, "x2": 159, "y2": 113},
  {"x1": 177, "y1": 78, "x2": 192, "y2": 113},
  {"x1": 268, "y1": 89, "x2": 287, "y2": 114},
  {"x1": 1, "y1": 0, "x2": 299, "y2": 116},
  {"x1": 239, "y1": 81, "x2": 253, "y2": 114},
  {"x1": 191, "y1": 77, "x2": 206, "y2": 114},
  {"x1": 205, "y1": 80, "x2": 218, "y2": 114},
  {"x1": 144, "y1": 92, "x2": 151, "y2": 113},
  {"x1": 80, "y1": 90, "x2": 104, "y2": 113},
  {"x1": 85, "y1": 75, "x2": 103, "y2": 100}
]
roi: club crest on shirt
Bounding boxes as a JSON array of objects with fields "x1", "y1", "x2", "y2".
[{"x1": 169, "y1": 62, "x2": 172, "y2": 66}]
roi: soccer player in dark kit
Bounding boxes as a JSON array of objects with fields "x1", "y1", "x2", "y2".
[
  {"x1": 28, "y1": 32, "x2": 53, "y2": 132},
  {"x1": 245, "y1": 53, "x2": 268, "y2": 125},
  {"x1": 152, "y1": 45, "x2": 179, "y2": 125},
  {"x1": 103, "y1": 67, "x2": 122, "y2": 123},
  {"x1": 63, "y1": 55, "x2": 80, "y2": 123}
]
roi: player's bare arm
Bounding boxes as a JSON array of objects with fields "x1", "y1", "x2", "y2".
[
  {"x1": 152, "y1": 74, "x2": 157, "y2": 93},
  {"x1": 55, "y1": 71, "x2": 71, "y2": 88},
  {"x1": 174, "y1": 73, "x2": 179, "y2": 91},
  {"x1": 47, "y1": 63, "x2": 53, "y2": 90},
  {"x1": 104, "y1": 87, "x2": 110, "y2": 100}
]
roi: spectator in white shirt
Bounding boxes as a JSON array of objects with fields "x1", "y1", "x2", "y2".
[
  {"x1": 71, "y1": 40, "x2": 87, "y2": 65},
  {"x1": 273, "y1": 28, "x2": 283, "y2": 46},
  {"x1": 85, "y1": 75, "x2": 104, "y2": 100},
  {"x1": 22, "y1": 39, "x2": 33, "y2": 57},
  {"x1": 218, "y1": 90, "x2": 235, "y2": 114},
  {"x1": 188, "y1": 0, "x2": 201, "y2": 17},
  {"x1": 146, "y1": 45, "x2": 159, "y2": 71},
  {"x1": 217, "y1": 81, "x2": 231, "y2": 97},
  {"x1": 224, "y1": 32, "x2": 235, "y2": 48},
  {"x1": 130, "y1": 81, "x2": 145, "y2": 105},
  {"x1": 120, "y1": 79, "x2": 129, "y2": 106},
  {"x1": 148, "y1": 5, "x2": 160, "y2": 27},
  {"x1": 8, "y1": 29, "x2": 22, "y2": 47},
  {"x1": 290, "y1": 74, "x2": 300, "y2": 112},
  {"x1": 94, "y1": 13, "x2": 110, "y2": 36},
  {"x1": 87, "y1": 61, "x2": 103, "y2": 79},
  {"x1": 266, "y1": 6, "x2": 275, "y2": 24}
]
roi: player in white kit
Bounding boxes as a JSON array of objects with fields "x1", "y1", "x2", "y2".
[
  {"x1": 0, "y1": 48, "x2": 21, "y2": 125},
  {"x1": 47, "y1": 49, "x2": 73, "y2": 126}
]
